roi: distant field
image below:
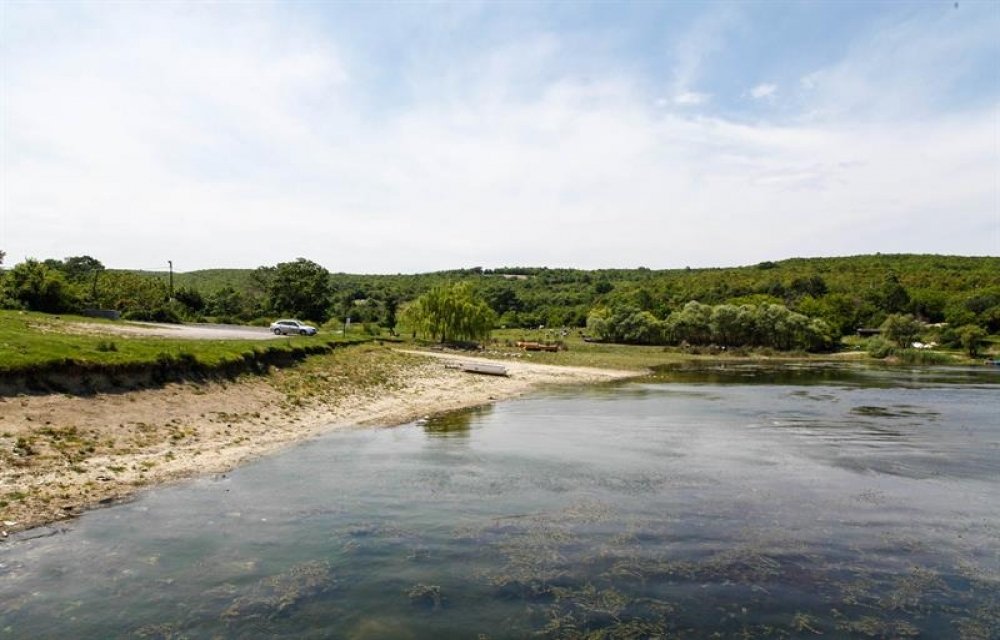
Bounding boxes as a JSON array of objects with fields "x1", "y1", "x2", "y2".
[{"x1": 482, "y1": 328, "x2": 979, "y2": 369}]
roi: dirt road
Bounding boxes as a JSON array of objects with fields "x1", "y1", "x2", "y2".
[{"x1": 71, "y1": 321, "x2": 286, "y2": 340}]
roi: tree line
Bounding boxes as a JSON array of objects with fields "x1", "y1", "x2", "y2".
[
  {"x1": 1, "y1": 252, "x2": 997, "y2": 351},
  {"x1": 587, "y1": 301, "x2": 836, "y2": 351}
]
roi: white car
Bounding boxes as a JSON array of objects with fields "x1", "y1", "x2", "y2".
[{"x1": 270, "y1": 319, "x2": 318, "y2": 336}]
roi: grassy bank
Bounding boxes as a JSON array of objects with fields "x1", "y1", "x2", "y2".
[
  {"x1": 0, "y1": 310, "x2": 985, "y2": 396},
  {"x1": 481, "y1": 328, "x2": 984, "y2": 369},
  {"x1": 482, "y1": 329, "x2": 836, "y2": 370},
  {"x1": 0, "y1": 311, "x2": 368, "y2": 394}
]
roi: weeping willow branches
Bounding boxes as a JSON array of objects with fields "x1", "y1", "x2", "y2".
[{"x1": 401, "y1": 282, "x2": 496, "y2": 343}]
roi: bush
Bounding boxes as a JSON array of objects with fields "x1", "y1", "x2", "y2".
[
  {"x1": 896, "y1": 349, "x2": 951, "y2": 365},
  {"x1": 866, "y1": 337, "x2": 896, "y2": 359},
  {"x1": 123, "y1": 305, "x2": 182, "y2": 324},
  {"x1": 880, "y1": 313, "x2": 924, "y2": 348},
  {"x1": 958, "y1": 324, "x2": 987, "y2": 357},
  {"x1": 1, "y1": 259, "x2": 80, "y2": 313},
  {"x1": 95, "y1": 340, "x2": 118, "y2": 352},
  {"x1": 587, "y1": 304, "x2": 664, "y2": 344}
]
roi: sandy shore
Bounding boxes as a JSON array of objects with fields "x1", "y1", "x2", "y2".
[{"x1": 0, "y1": 349, "x2": 636, "y2": 536}]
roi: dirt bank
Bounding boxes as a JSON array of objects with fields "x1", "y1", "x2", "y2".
[{"x1": 0, "y1": 347, "x2": 636, "y2": 536}]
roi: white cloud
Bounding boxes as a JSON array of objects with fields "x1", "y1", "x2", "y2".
[
  {"x1": 668, "y1": 8, "x2": 739, "y2": 102},
  {"x1": 793, "y1": 6, "x2": 999, "y2": 121},
  {"x1": 750, "y1": 83, "x2": 777, "y2": 100},
  {"x1": 673, "y1": 91, "x2": 710, "y2": 106},
  {"x1": 2, "y1": 4, "x2": 997, "y2": 272}
]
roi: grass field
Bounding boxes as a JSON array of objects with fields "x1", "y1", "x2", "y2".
[
  {"x1": 0, "y1": 310, "x2": 363, "y2": 375},
  {"x1": 482, "y1": 328, "x2": 983, "y2": 369},
  {"x1": 482, "y1": 328, "x2": 823, "y2": 370},
  {"x1": 0, "y1": 310, "x2": 987, "y2": 382}
]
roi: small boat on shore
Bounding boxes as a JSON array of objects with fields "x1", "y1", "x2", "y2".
[{"x1": 460, "y1": 362, "x2": 509, "y2": 376}]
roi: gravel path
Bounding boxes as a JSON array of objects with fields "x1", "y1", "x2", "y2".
[{"x1": 75, "y1": 321, "x2": 286, "y2": 340}]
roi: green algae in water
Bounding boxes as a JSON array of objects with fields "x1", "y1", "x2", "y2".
[{"x1": 1, "y1": 365, "x2": 998, "y2": 638}]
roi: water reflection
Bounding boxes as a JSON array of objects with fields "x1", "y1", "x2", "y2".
[
  {"x1": 418, "y1": 404, "x2": 492, "y2": 438},
  {"x1": 652, "y1": 361, "x2": 1000, "y2": 388}
]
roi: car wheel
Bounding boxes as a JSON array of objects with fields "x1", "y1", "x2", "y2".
[
  {"x1": 273, "y1": 328, "x2": 282, "y2": 335},
  {"x1": 300, "y1": 329, "x2": 308, "y2": 335}
]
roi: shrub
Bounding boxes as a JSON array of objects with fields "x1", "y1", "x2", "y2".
[
  {"x1": 958, "y1": 324, "x2": 987, "y2": 357},
  {"x1": 1, "y1": 259, "x2": 80, "y2": 313},
  {"x1": 123, "y1": 305, "x2": 182, "y2": 324},
  {"x1": 95, "y1": 340, "x2": 118, "y2": 352},
  {"x1": 896, "y1": 349, "x2": 951, "y2": 365},
  {"x1": 866, "y1": 337, "x2": 896, "y2": 359},
  {"x1": 880, "y1": 313, "x2": 924, "y2": 349}
]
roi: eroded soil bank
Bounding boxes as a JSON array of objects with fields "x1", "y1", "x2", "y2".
[{"x1": 0, "y1": 346, "x2": 635, "y2": 536}]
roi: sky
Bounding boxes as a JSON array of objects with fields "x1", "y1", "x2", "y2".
[{"x1": 2, "y1": 1, "x2": 998, "y2": 273}]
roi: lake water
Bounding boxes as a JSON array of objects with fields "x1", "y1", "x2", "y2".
[{"x1": 1, "y1": 364, "x2": 998, "y2": 638}]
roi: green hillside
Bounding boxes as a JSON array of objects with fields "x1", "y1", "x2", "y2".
[
  {"x1": 131, "y1": 253, "x2": 999, "y2": 333},
  {"x1": 6, "y1": 254, "x2": 997, "y2": 347}
]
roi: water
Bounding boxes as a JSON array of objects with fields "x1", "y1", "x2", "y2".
[{"x1": 1, "y1": 365, "x2": 998, "y2": 638}]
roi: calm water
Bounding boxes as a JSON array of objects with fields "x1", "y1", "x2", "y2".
[{"x1": 1, "y1": 365, "x2": 998, "y2": 639}]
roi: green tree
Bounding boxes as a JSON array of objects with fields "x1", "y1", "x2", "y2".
[
  {"x1": 593, "y1": 279, "x2": 614, "y2": 295},
  {"x1": 958, "y1": 325, "x2": 987, "y2": 357},
  {"x1": 754, "y1": 304, "x2": 794, "y2": 349},
  {"x1": 484, "y1": 286, "x2": 522, "y2": 316},
  {"x1": 586, "y1": 304, "x2": 662, "y2": 344},
  {"x1": 60, "y1": 255, "x2": 105, "y2": 282},
  {"x1": 585, "y1": 306, "x2": 612, "y2": 341},
  {"x1": 880, "y1": 313, "x2": 923, "y2": 349},
  {"x1": 94, "y1": 271, "x2": 168, "y2": 315},
  {"x1": 402, "y1": 282, "x2": 496, "y2": 343},
  {"x1": 173, "y1": 286, "x2": 206, "y2": 314},
  {"x1": 710, "y1": 304, "x2": 742, "y2": 347},
  {"x1": 2, "y1": 259, "x2": 79, "y2": 313},
  {"x1": 267, "y1": 258, "x2": 332, "y2": 322},
  {"x1": 380, "y1": 296, "x2": 400, "y2": 334},
  {"x1": 871, "y1": 273, "x2": 910, "y2": 314},
  {"x1": 789, "y1": 275, "x2": 828, "y2": 299},
  {"x1": 804, "y1": 317, "x2": 837, "y2": 352},
  {"x1": 665, "y1": 301, "x2": 712, "y2": 345},
  {"x1": 206, "y1": 286, "x2": 247, "y2": 319}
]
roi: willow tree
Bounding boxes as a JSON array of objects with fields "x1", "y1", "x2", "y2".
[{"x1": 402, "y1": 282, "x2": 496, "y2": 343}]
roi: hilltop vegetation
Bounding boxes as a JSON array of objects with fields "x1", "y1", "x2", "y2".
[{"x1": 1, "y1": 252, "x2": 997, "y2": 353}]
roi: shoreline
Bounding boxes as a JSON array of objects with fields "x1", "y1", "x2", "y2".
[{"x1": 1, "y1": 348, "x2": 638, "y2": 537}]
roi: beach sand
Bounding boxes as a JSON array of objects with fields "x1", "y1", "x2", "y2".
[{"x1": 0, "y1": 348, "x2": 636, "y2": 536}]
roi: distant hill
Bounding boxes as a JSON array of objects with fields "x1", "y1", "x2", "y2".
[
  {"x1": 130, "y1": 254, "x2": 999, "y2": 295},
  {"x1": 131, "y1": 269, "x2": 263, "y2": 293},
  {"x1": 123, "y1": 254, "x2": 1000, "y2": 333}
]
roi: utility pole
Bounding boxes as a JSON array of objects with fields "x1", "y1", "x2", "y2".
[{"x1": 168, "y1": 260, "x2": 174, "y2": 300}]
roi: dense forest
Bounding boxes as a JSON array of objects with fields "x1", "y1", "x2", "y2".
[{"x1": 2, "y1": 251, "x2": 998, "y2": 352}]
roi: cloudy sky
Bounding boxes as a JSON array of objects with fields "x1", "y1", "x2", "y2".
[{"x1": 2, "y1": 1, "x2": 998, "y2": 273}]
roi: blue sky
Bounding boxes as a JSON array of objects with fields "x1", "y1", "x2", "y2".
[{"x1": 2, "y1": 1, "x2": 998, "y2": 272}]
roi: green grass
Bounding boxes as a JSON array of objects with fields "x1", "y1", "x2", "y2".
[
  {"x1": 0, "y1": 310, "x2": 364, "y2": 375},
  {"x1": 482, "y1": 329, "x2": 987, "y2": 370},
  {"x1": 272, "y1": 343, "x2": 424, "y2": 406}
]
